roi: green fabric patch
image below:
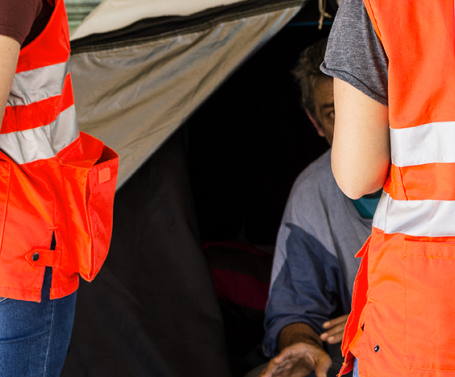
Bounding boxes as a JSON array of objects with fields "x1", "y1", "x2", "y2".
[{"x1": 351, "y1": 190, "x2": 382, "y2": 219}]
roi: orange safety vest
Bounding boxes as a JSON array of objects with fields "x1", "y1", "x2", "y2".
[
  {"x1": 340, "y1": 1, "x2": 455, "y2": 376},
  {"x1": 0, "y1": 0, "x2": 118, "y2": 302}
]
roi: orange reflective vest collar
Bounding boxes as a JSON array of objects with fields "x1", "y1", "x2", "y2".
[
  {"x1": 340, "y1": 2, "x2": 455, "y2": 376},
  {"x1": 0, "y1": 0, "x2": 119, "y2": 302}
]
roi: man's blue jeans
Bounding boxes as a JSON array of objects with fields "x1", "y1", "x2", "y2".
[
  {"x1": 353, "y1": 358, "x2": 359, "y2": 377},
  {"x1": 0, "y1": 267, "x2": 77, "y2": 377}
]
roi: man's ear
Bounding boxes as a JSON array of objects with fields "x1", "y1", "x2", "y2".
[{"x1": 305, "y1": 109, "x2": 326, "y2": 138}]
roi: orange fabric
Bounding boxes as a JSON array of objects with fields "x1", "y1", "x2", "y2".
[
  {"x1": 361, "y1": 0, "x2": 382, "y2": 43},
  {"x1": 16, "y1": 0, "x2": 69, "y2": 73},
  {"x1": 402, "y1": 239, "x2": 455, "y2": 370},
  {"x1": 0, "y1": 133, "x2": 118, "y2": 301},
  {"x1": 342, "y1": 228, "x2": 455, "y2": 376},
  {"x1": 385, "y1": 163, "x2": 455, "y2": 201},
  {"x1": 0, "y1": 0, "x2": 118, "y2": 302},
  {"x1": 58, "y1": 132, "x2": 118, "y2": 283},
  {"x1": 338, "y1": 237, "x2": 370, "y2": 376},
  {"x1": 379, "y1": 2, "x2": 455, "y2": 131},
  {"x1": 343, "y1": 1, "x2": 455, "y2": 375},
  {"x1": 2, "y1": 73, "x2": 74, "y2": 133}
]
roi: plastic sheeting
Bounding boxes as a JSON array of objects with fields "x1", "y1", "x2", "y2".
[
  {"x1": 63, "y1": 1, "x2": 310, "y2": 376},
  {"x1": 62, "y1": 129, "x2": 232, "y2": 377},
  {"x1": 63, "y1": 1, "x2": 311, "y2": 376},
  {"x1": 70, "y1": 0, "x2": 303, "y2": 189},
  {"x1": 71, "y1": 0, "x2": 247, "y2": 39}
]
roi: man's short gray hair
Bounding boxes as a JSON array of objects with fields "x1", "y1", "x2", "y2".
[{"x1": 292, "y1": 38, "x2": 330, "y2": 122}]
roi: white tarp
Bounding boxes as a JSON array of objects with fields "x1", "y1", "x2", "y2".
[
  {"x1": 70, "y1": 0, "x2": 303, "y2": 188},
  {"x1": 71, "y1": 0, "x2": 247, "y2": 40}
]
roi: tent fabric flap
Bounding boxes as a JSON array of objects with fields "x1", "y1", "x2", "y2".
[
  {"x1": 70, "y1": 0, "x2": 304, "y2": 189},
  {"x1": 70, "y1": 0, "x2": 247, "y2": 40}
]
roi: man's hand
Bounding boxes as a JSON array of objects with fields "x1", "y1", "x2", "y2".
[
  {"x1": 261, "y1": 323, "x2": 332, "y2": 377},
  {"x1": 320, "y1": 315, "x2": 349, "y2": 344},
  {"x1": 259, "y1": 342, "x2": 332, "y2": 377}
]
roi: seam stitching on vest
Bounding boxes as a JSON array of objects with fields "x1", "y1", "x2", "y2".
[
  {"x1": 398, "y1": 166, "x2": 409, "y2": 200},
  {"x1": 404, "y1": 238, "x2": 408, "y2": 363},
  {"x1": 365, "y1": 0, "x2": 382, "y2": 41}
]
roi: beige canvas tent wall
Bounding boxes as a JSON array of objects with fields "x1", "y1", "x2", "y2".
[
  {"x1": 68, "y1": 0, "x2": 305, "y2": 188},
  {"x1": 60, "y1": 1, "x2": 338, "y2": 376},
  {"x1": 60, "y1": 1, "x2": 314, "y2": 377}
]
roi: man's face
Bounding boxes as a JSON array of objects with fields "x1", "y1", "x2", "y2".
[{"x1": 312, "y1": 78, "x2": 335, "y2": 145}]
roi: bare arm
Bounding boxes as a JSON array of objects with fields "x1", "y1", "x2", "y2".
[
  {"x1": 331, "y1": 78, "x2": 390, "y2": 199},
  {"x1": 277, "y1": 322, "x2": 322, "y2": 351},
  {"x1": 0, "y1": 35, "x2": 20, "y2": 120}
]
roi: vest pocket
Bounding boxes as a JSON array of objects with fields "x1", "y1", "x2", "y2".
[
  {"x1": 404, "y1": 239, "x2": 455, "y2": 371},
  {"x1": 82, "y1": 145, "x2": 118, "y2": 281},
  {"x1": 59, "y1": 133, "x2": 118, "y2": 282}
]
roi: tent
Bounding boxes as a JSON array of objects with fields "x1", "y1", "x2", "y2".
[{"x1": 61, "y1": 1, "x2": 337, "y2": 376}]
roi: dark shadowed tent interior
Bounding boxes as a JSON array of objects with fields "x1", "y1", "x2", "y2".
[{"x1": 60, "y1": 0, "x2": 338, "y2": 376}]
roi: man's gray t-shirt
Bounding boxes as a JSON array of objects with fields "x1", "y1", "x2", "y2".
[
  {"x1": 264, "y1": 150, "x2": 372, "y2": 362},
  {"x1": 321, "y1": 0, "x2": 388, "y2": 105}
]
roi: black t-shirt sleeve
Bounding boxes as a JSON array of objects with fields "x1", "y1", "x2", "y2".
[
  {"x1": 0, "y1": 0, "x2": 43, "y2": 45},
  {"x1": 23, "y1": 0, "x2": 54, "y2": 47},
  {"x1": 321, "y1": 0, "x2": 389, "y2": 106}
]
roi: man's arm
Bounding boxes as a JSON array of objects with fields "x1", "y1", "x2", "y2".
[
  {"x1": 263, "y1": 222, "x2": 347, "y2": 355},
  {"x1": 0, "y1": 35, "x2": 20, "y2": 120},
  {"x1": 262, "y1": 219, "x2": 349, "y2": 377},
  {"x1": 331, "y1": 78, "x2": 390, "y2": 199},
  {"x1": 260, "y1": 322, "x2": 332, "y2": 377},
  {"x1": 260, "y1": 315, "x2": 350, "y2": 377},
  {"x1": 277, "y1": 322, "x2": 322, "y2": 351}
]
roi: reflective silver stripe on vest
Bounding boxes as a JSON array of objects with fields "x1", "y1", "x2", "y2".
[
  {"x1": 7, "y1": 62, "x2": 70, "y2": 107},
  {"x1": 391, "y1": 121, "x2": 455, "y2": 167},
  {"x1": 0, "y1": 105, "x2": 79, "y2": 165},
  {"x1": 373, "y1": 191, "x2": 455, "y2": 237}
]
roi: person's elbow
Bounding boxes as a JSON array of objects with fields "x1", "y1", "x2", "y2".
[
  {"x1": 332, "y1": 156, "x2": 389, "y2": 200},
  {"x1": 333, "y1": 175, "x2": 364, "y2": 200},
  {"x1": 334, "y1": 172, "x2": 385, "y2": 200}
]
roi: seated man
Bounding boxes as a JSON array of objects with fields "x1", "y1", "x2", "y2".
[{"x1": 254, "y1": 39, "x2": 381, "y2": 377}]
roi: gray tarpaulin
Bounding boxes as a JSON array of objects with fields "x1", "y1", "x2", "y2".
[
  {"x1": 70, "y1": 0, "x2": 303, "y2": 189},
  {"x1": 63, "y1": 2, "x2": 307, "y2": 376},
  {"x1": 70, "y1": 0, "x2": 246, "y2": 38}
]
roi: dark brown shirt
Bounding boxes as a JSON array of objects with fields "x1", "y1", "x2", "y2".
[{"x1": 0, "y1": 0, "x2": 54, "y2": 47}]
